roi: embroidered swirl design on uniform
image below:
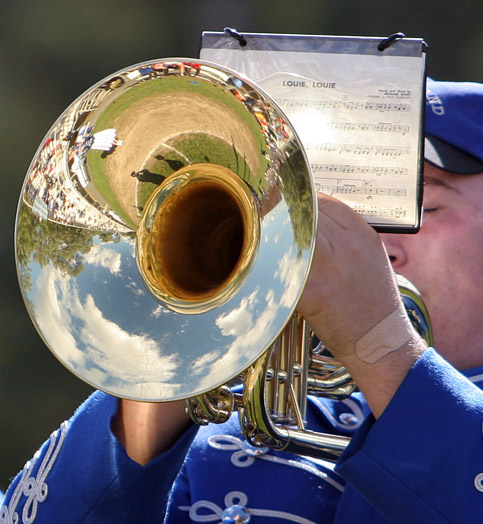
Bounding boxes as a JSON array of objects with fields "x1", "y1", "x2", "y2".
[
  {"x1": 0, "y1": 421, "x2": 69, "y2": 524},
  {"x1": 207, "y1": 434, "x2": 344, "y2": 492},
  {"x1": 178, "y1": 490, "x2": 318, "y2": 523},
  {"x1": 311, "y1": 397, "x2": 363, "y2": 431}
]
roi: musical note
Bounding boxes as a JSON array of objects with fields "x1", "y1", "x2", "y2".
[
  {"x1": 277, "y1": 98, "x2": 411, "y2": 113},
  {"x1": 314, "y1": 178, "x2": 408, "y2": 198},
  {"x1": 352, "y1": 206, "x2": 407, "y2": 218},
  {"x1": 329, "y1": 121, "x2": 410, "y2": 135},
  {"x1": 311, "y1": 164, "x2": 408, "y2": 176},
  {"x1": 309, "y1": 143, "x2": 409, "y2": 157}
]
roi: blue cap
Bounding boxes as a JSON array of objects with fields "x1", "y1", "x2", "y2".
[{"x1": 425, "y1": 78, "x2": 483, "y2": 174}]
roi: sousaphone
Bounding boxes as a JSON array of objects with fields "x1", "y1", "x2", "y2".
[{"x1": 14, "y1": 59, "x2": 432, "y2": 461}]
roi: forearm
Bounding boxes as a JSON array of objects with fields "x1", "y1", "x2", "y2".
[
  {"x1": 113, "y1": 399, "x2": 192, "y2": 465},
  {"x1": 298, "y1": 192, "x2": 429, "y2": 417},
  {"x1": 337, "y1": 337, "x2": 427, "y2": 418}
]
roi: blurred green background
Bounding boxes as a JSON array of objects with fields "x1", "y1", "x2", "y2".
[{"x1": 1, "y1": 0, "x2": 482, "y2": 489}]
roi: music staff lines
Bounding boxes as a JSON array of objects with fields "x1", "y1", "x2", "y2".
[
  {"x1": 354, "y1": 207, "x2": 407, "y2": 218},
  {"x1": 278, "y1": 98, "x2": 410, "y2": 112},
  {"x1": 311, "y1": 164, "x2": 408, "y2": 176},
  {"x1": 306, "y1": 143, "x2": 409, "y2": 156},
  {"x1": 315, "y1": 181, "x2": 407, "y2": 197},
  {"x1": 329, "y1": 121, "x2": 409, "y2": 135}
]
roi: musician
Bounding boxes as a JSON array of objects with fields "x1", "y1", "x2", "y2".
[{"x1": 2, "y1": 78, "x2": 483, "y2": 524}]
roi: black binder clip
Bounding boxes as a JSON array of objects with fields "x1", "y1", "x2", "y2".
[
  {"x1": 224, "y1": 27, "x2": 247, "y2": 47},
  {"x1": 378, "y1": 32, "x2": 406, "y2": 51}
]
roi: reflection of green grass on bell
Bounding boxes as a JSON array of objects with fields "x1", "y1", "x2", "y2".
[
  {"x1": 136, "y1": 132, "x2": 256, "y2": 211},
  {"x1": 87, "y1": 150, "x2": 136, "y2": 228},
  {"x1": 86, "y1": 76, "x2": 269, "y2": 224},
  {"x1": 277, "y1": 149, "x2": 314, "y2": 252},
  {"x1": 94, "y1": 75, "x2": 266, "y2": 137}
]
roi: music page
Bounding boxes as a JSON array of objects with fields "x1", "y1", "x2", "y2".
[{"x1": 200, "y1": 33, "x2": 427, "y2": 231}]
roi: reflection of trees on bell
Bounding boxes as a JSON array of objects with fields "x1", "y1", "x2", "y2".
[
  {"x1": 16, "y1": 204, "x2": 121, "y2": 292},
  {"x1": 279, "y1": 148, "x2": 314, "y2": 252}
]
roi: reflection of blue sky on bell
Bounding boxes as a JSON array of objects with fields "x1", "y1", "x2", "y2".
[
  {"x1": 21, "y1": 189, "x2": 311, "y2": 400},
  {"x1": 275, "y1": 247, "x2": 307, "y2": 307},
  {"x1": 24, "y1": 234, "x2": 191, "y2": 399},
  {"x1": 215, "y1": 287, "x2": 275, "y2": 349},
  {"x1": 215, "y1": 246, "x2": 305, "y2": 350},
  {"x1": 33, "y1": 264, "x2": 183, "y2": 399}
]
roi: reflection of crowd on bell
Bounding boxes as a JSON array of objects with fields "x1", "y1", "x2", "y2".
[
  {"x1": 69, "y1": 123, "x2": 123, "y2": 185},
  {"x1": 101, "y1": 61, "x2": 202, "y2": 88},
  {"x1": 225, "y1": 77, "x2": 295, "y2": 212},
  {"x1": 25, "y1": 150, "x2": 121, "y2": 232},
  {"x1": 22, "y1": 110, "x2": 128, "y2": 233},
  {"x1": 229, "y1": 79, "x2": 292, "y2": 146},
  {"x1": 22, "y1": 60, "x2": 297, "y2": 232},
  {"x1": 22, "y1": 61, "x2": 205, "y2": 234},
  {"x1": 131, "y1": 61, "x2": 202, "y2": 80}
]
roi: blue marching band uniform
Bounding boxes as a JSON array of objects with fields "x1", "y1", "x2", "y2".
[
  {"x1": 4, "y1": 76, "x2": 483, "y2": 523},
  {"x1": 1, "y1": 348, "x2": 483, "y2": 523}
]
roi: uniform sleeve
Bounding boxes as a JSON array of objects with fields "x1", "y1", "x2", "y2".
[
  {"x1": 335, "y1": 348, "x2": 483, "y2": 524},
  {"x1": 0, "y1": 391, "x2": 198, "y2": 523}
]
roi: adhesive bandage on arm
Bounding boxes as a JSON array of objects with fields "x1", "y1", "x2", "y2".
[{"x1": 354, "y1": 309, "x2": 418, "y2": 363}]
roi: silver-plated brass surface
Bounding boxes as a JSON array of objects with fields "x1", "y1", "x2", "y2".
[{"x1": 15, "y1": 59, "x2": 316, "y2": 402}]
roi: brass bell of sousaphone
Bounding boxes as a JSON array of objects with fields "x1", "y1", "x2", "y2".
[{"x1": 14, "y1": 58, "x2": 433, "y2": 461}]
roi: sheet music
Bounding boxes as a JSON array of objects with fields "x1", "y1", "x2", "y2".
[{"x1": 200, "y1": 33, "x2": 426, "y2": 231}]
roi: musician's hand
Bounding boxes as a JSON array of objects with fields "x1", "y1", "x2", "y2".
[
  {"x1": 298, "y1": 192, "x2": 401, "y2": 354},
  {"x1": 297, "y1": 193, "x2": 426, "y2": 416}
]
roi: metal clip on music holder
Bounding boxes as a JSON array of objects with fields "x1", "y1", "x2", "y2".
[
  {"x1": 224, "y1": 27, "x2": 247, "y2": 47},
  {"x1": 378, "y1": 32, "x2": 406, "y2": 51},
  {"x1": 378, "y1": 32, "x2": 428, "y2": 53}
]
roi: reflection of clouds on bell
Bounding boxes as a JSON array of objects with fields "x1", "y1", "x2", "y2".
[
  {"x1": 34, "y1": 267, "x2": 80, "y2": 363},
  {"x1": 216, "y1": 287, "x2": 280, "y2": 352},
  {"x1": 193, "y1": 287, "x2": 283, "y2": 390},
  {"x1": 276, "y1": 248, "x2": 306, "y2": 308},
  {"x1": 216, "y1": 289, "x2": 260, "y2": 337},
  {"x1": 76, "y1": 295, "x2": 178, "y2": 383},
  {"x1": 150, "y1": 303, "x2": 171, "y2": 318},
  {"x1": 84, "y1": 244, "x2": 121, "y2": 274},
  {"x1": 128, "y1": 282, "x2": 146, "y2": 297},
  {"x1": 178, "y1": 319, "x2": 190, "y2": 335},
  {"x1": 34, "y1": 266, "x2": 181, "y2": 398},
  {"x1": 189, "y1": 349, "x2": 222, "y2": 376},
  {"x1": 263, "y1": 208, "x2": 277, "y2": 223},
  {"x1": 261, "y1": 200, "x2": 288, "y2": 245}
]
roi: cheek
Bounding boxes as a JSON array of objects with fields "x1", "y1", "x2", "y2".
[
  {"x1": 402, "y1": 212, "x2": 475, "y2": 294},
  {"x1": 418, "y1": 212, "x2": 483, "y2": 304},
  {"x1": 419, "y1": 208, "x2": 482, "y2": 258},
  {"x1": 451, "y1": 212, "x2": 483, "y2": 274}
]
